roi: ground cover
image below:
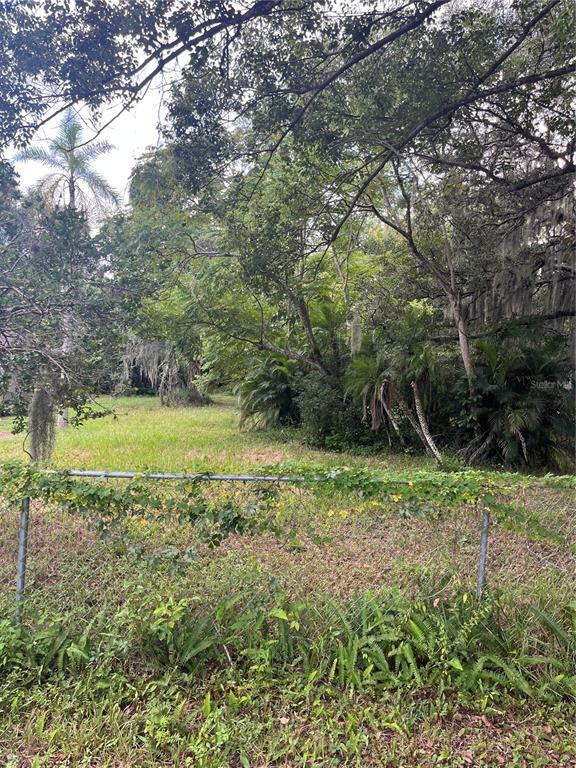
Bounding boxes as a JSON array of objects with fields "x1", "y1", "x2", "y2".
[
  {"x1": 0, "y1": 397, "x2": 574, "y2": 767},
  {"x1": 0, "y1": 395, "x2": 431, "y2": 473}
]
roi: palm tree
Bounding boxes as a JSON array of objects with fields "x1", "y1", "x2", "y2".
[
  {"x1": 17, "y1": 109, "x2": 119, "y2": 213},
  {"x1": 18, "y1": 110, "x2": 119, "y2": 432}
]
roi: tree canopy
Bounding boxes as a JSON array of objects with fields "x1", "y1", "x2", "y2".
[{"x1": 0, "y1": 0, "x2": 574, "y2": 469}]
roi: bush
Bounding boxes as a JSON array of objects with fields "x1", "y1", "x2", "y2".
[
  {"x1": 459, "y1": 336, "x2": 575, "y2": 470},
  {"x1": 296, "y1": 372, "x2": 386, "y2": 450},
  {"x1": 236, "y1": 356, "x2": 300, "y2": 429},
  {"x1": 162, "y1": 383, "x2": 211, "y2": 408}
]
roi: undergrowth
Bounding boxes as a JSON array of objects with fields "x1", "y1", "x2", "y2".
[{"x1": 3, "y1": 588, "x2": 576, "y2": 703}]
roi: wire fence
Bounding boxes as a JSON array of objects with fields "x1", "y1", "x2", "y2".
[
  {"x1": 484, "y1": 484, "x2": 576, "y2": 598},
  {"x1": 3, "y1": 468, "x2": 575, "y2": 624}
]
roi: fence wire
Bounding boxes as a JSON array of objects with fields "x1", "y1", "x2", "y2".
[
  {"x1": 488, "y1": 485, "x2": 576, "y2": 600},
  {"x1": 1, "y1": 471, "x2": 574, "y2": 624}
]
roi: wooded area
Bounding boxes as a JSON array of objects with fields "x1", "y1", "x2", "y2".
[
  {"x1": 1, "y1": 0, "x2": 574, "y2": 470},
  {"x1": 0, "y1": 1, "x2": 575, "y2": 765}
]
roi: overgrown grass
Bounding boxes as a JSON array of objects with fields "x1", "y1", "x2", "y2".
[
  {"x1": 1, "y1": 501, "x2": 575, "y2": 767},
  {"x1": 0, "y1": 397, "x2": 574, "y2": 765},
  {"x1": 0, "y1": 395, "x2": 432, "y2": 472}
]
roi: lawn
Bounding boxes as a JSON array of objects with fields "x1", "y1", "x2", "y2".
[
  {"x1": 0, "y1": 395, "x2": 431, "y2": 473},
  {"x1": 0, "y1": 397, "x2": 574, "y2": 767}
]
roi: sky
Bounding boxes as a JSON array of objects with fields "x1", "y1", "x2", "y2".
[{"x1": 12, "y1": 88, "x2": 166, "y2": 206}]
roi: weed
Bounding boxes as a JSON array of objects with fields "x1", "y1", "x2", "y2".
[{"x1": 0, "y1": 397, "x2": 574, "y2": 765}]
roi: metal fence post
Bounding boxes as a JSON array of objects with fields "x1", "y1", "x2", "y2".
[
  {"x1": 14, "y1": 497, "x2": 30, "y2": 624},
  {"x1": 476, "y1": 509, "x2": 491, "y2": 601}
]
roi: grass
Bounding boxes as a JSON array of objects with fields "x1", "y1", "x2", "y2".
[
  {"x1": 0, "y1": 395, "x2": 432, "y2": 473},
  {"x1": 0, "y1": 397, "x2": 575, "y2": 766},
  {"x1": 1, "y1": 502, "x2": 575, "y2": 767}
]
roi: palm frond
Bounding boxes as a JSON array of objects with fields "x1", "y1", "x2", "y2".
[
  {"x1": 56, "y1": 108, "x2": 83, "y2": 151},
  {"x1": 33, "y1": 174, "x2": 68, "y2": 205},
  {"x1": 16, "y1": 146, "x2": 67, "y2": 171},
  {"x1": 79, "y1": 140, "x2": 116, "y2": 163},
  {"x1": 16, "y1": 109, "x2": 117, "y2": 214},
  {"x1": 79, "y1": 168, "x2": 120, "y2": 205}
]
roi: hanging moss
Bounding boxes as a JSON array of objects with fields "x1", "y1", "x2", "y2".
[
  {"x1": 349, "y1": 307, "x2": 362, "y2": 355},
  {"x1": 122, "y1": 337, "x2": 210, "y2": 407},
  {"x1": 468, "y1": 189, "x2": 575, "y2": 326},
  {"x1": 29, "y1": 386, "x2": 56, "y2": 466}
]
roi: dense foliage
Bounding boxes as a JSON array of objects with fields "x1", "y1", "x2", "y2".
[
  {"x1": 1, "y1": 2, "x2": 574, "y2": 469},
  {"x1": 0, "y1": 5, "x2": 575, "y2": 762},
  {"x1": 0, "y1": 166, "x2": 121, "y2": 456},
  {"x1": 90, "y1": 1, "x2": 575, "y2": 470}
]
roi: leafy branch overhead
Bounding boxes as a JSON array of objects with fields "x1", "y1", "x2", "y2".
[{"x1": 0, "y1": 1, "x2": 574, "y2": 471}]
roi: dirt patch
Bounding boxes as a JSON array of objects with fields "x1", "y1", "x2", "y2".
[
  {"x1": 184, "y1": 447, "x2": 288, "y2": 465},
  {"x1": 238, "y1": 448, "x2": 288, "y2": 465},
  {"x1": 405, "y1": 708, "x2": 576, "y2": 768}
]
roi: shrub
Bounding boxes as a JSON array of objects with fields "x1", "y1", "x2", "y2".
[
  {"x1": 236, "y1": 356, "x2": 300, "y2": 429},
  {"x1": 296, "y1": 371, "x2": 387, "y2": 450},
  {"x1": 138, "y1": 597, "x2": 217, "y2": 672},
  {"x1": 462, "y1": 336, "x2": 575, "y2": 470}
]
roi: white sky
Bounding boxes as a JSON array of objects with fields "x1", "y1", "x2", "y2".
[{"x1": 12, "y1": 89, "x2": 166, "y2": 206}]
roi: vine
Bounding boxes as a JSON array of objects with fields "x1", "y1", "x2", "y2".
[
  {"x1": 0, "y1": 461, "x2": 283, "y2": 568},
  {"x1": 0, "y1": 461, "x2": 571, "y2": 562}
]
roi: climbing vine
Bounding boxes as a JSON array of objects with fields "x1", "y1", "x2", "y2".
[
  {"x1": 0, "y1": 461, "x2": 572, "y2": 564},
  {"x1": 0, "y1": 461, "x2": 283, "y2": 568}
]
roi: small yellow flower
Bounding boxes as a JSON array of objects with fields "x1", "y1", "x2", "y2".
[{"x1": 391, "y1": 494, "x2": 402, "y2": 502}]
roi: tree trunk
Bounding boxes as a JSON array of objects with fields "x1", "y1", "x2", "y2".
[
  {"x1": 349, "y1": 307, "x2": 362, "y2": 355},
  {"x1": 381, "y1": 396, "x2": 404, "y2": 445},
  {"x1": 292, "y1": 295, "x2": 329, "y2": 375},
  {"x1": 443, "y1": 237, "x2": 475, "y2": 391},
  {"x1": 331, "y1": 244, "x2": 350, "y2": 306},
  {"x1": 466, "y1": 429, "x2": 494, "y2": 464},
  {"x1": 411, "y1": 381, "x2": 443, "y2": 464},
  {"x1": 68, "y1": 175, "x2": 76, "y2": 209},
  {"x1": 397, "y1": 396, "x2": 433, "y2": 456},
  {"x1": 449, "y1": 296, "x2": 475, "y2": 389}
]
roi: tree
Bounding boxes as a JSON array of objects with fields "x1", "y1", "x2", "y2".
[
  {"x1": 1, "y1": 1, "x2": 301, "y2": 145},
  {"x1": 3, "y1": 2, "x2": 573, "y2": 172},
  {"x1": 167, "y1": 1, "x2": 574, "y2": 214},
  {"x1": 0, "y1": 163, "x2": 122, "y2": 462},
  {"x1": 21, "y1": 0, "x2": 569, "y2": 469},
  {"x1": 16, "y1": 109, "x2": 120, "y2": 428},
  {"x1": 17, "y1": 109, "x2": 119, "y2": 217},
  {"x1": 97, "y1": 151, "x2": 215, "y2": 406},
  {"x1": 111, "y1": 68, "x2": 574, "y2": 466}
]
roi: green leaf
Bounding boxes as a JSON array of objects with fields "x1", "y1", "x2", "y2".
[
  {"x1": 270, "y1": 608, "x2": 289, "y2": 622},
  {"x1": 202, "y1": 692, "x2": 211, "y2": 717}
]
